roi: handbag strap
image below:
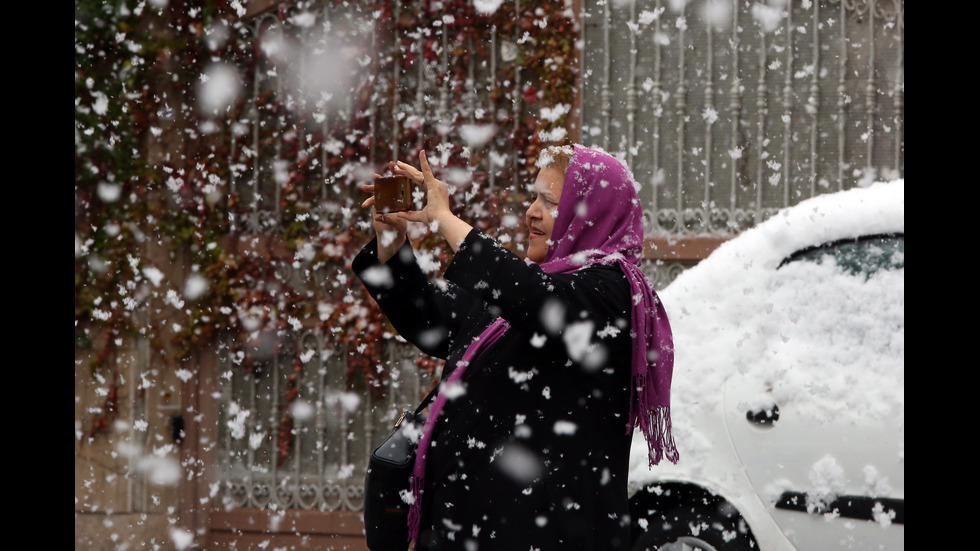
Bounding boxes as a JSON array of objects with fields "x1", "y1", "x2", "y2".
[
  {"x1": 413, "y1": 383, "x2": 439, "y2": 417},
  {"x1": 392, "y1": 383, "x2": 440, "y2": 431}
]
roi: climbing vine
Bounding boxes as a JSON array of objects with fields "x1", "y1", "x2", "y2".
[{"x1": 75, "y1": 0, "x2": 575, "y2": 453}]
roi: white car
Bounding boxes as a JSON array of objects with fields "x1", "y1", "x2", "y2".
[{"x1": 628, "y1": 180, "x2": 905, "y2": 551}]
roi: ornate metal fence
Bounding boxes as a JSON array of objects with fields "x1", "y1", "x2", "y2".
[
  {"x1": 215, "y1": 332, "x2": 430, "y2": 511},
  {"x1": 581, "y1": 0, "x2": 904, "y2": 235}
]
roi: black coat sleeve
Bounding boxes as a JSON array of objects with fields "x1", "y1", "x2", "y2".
[
  {"x1": 444, "y1": 229, "x2": 632, "y2": 350},
  {"x1": 351, "y1": 237, "x2": 488, "y2": 359}
]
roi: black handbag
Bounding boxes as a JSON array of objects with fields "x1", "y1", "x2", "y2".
[{"x1": 364, "y1": 387, "x2": 437, "y2": 551}]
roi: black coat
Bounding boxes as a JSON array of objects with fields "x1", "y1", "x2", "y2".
[{"x1": 353, "y1": 229, "x2": 635, "y2": 551}]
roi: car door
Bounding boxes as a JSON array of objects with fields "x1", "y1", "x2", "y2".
[{"x1": 721, "y1": 235, "x2": 905, "y2": 551}]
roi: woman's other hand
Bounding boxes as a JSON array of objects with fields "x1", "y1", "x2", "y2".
[{"x1": 360, "y1": 178, "x2": 407, "y2": 263}]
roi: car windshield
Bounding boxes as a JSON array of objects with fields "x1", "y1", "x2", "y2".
[{"x1": 778, "y1": 233, "x2": 904, "y2": 277}]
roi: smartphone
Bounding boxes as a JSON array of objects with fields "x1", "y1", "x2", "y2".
[{"x1": 374, "y1": 175, "x2": 414, "y2": 213}]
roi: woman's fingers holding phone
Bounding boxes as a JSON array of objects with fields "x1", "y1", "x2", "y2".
[
  {"x1": 390, "y1": 160, "x2": 423, "y2": 184},
  {"x1": 360, "y1": 181, "x2": 377, "y2": 209}
]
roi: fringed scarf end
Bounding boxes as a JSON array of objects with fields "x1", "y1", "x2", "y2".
[
  {"x1": 627, "y1": 374, "x2": 680, "y2": 467},
  {"x1": 644, "y1": 405, "x2": 679, "y2": 467}
]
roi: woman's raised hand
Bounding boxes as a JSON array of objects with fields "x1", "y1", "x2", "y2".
[
  {"x1": 360, "y1": 176, "x2": 408, "y2": 263},
  {"x1": 370, "y1": 149, "x2": 474, "y2": 253},
  {"x1": 394, "y1": 150, "x2": 452, "y2": 227}
]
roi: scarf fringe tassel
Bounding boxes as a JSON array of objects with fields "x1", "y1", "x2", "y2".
[{"x1": 630, "y1": 372, "x2": 679, "y2": 467}]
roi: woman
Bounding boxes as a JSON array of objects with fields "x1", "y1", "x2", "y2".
[{"x1": 353, "y1": 144, "x2": 677, "y2": 550}]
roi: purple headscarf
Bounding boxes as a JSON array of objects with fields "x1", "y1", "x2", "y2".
[{"x1": 407, "y1": 145, "x2": 677, "y2": 545}]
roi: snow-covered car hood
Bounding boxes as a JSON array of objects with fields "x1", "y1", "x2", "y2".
[{"x1": 630, "y1": 179, "x2": 905, "y2": 493}]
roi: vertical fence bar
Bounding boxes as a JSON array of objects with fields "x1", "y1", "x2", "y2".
[
  {"x1": 329, "y1": 347, "x2": 352, "y2": 510},
  {"x1": 415, "y1": 31, "x2": 425, "y2": 154},
  {"x1": 297, "y1": 24, "x2": 309, "y2": 200},
  {"x1": 728, "y1": 0, "x2": 740, "y2": 213},
  {"x1": 320, "y1": 4, "x2": 333, "y2": 200},
  {"x1": 246, "y1": 370, "x2": 258, "y2": 505},
  {"x1": 600, "y1": 0, "x2": 611, "y2": 150},
  {"x1": 228, "y1": 101, "x2": 241, "y2": 235},
  {"x1": 390, "y1": 2, "x2": 402, "y2": 163},
  {"x1": 363, "y1": 374, "x2": 375, "y2": 472},
  {"x1": 835, "y1": 0, "x2": 847, "y2": 191},
  {"x1": 754, "y1": 20, "x2": 766, "y2": 211},
  {"x1": 303, "y1": 332, "x2": 322, "y2": 508},
  {"x1": 314, "y1": 334, "x2": 327, "y2": 508},
  {"x1": 337, "y1": 358, "x2": 349, "y2": 505},
  {"x1": 466, "y1": 33, "x2": 476, "y2": 125},
  {"x1": 892, "y1": 2, "x2": 903, "y2": 175},
  {"x1": 270, "y1": 345, "x2": 282, "y2": 503},
  {"x1": 133, "y1": 309, "x2": 150, "y2": 511},
  {"x1": 272, "y1": 29, "x2": 284, "y2": 228},
  {"x1": 864, "y1": 0, "x2": 877, "y2": 174},
  {"x1": 781, "y1": 5, "x2": 792, "y2": 207},
  {"x1": 292, "y1": 341, "x2": 304, "y2": 507},
  {"x1": 626, "y1": 0, "x2": 637, "y2": 166},
  {"x1": 650, "y1": 0, "x2": 663, "y2": 223},
  {"x1": 249, "y1": 19, "x2": 264, "y2": 233},
  {"x1": 489, "y1": 23, "x2": 497, "y2": 191},
  {"x1": 321, "y1": 107, "x2": 331, "y2": 200},
  {"x1": 512, "y1": 0, "x2": 523, "y2": 189},
  {"x1": 674, "y1": 4, "x2": 687, "y2": 215},
  {"x1": 366, "y1": 5, "x2": 378, "y2": 173},
  {"x1": 220, "y1": 336, "x2": 245, "y2": 507},
  {"x1": 439, "y1": 13, "x2": 450, "y2": 142},
  {"x1": 703, "y1": 23, "x2": 714, "y2": 211},
  {"x1": 464, "y1": 30, "x2": 480, "y2": 192},
  {"x1": 807, "y1": 0, "x2": 820, "y2": 198}
]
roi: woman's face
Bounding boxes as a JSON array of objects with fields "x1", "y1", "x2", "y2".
[{"x1": 525, "y1": 167, "x2": 565, "y2": 263}]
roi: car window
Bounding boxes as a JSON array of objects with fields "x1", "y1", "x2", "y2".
[{"x1": 777, "y1": 233, "x2": 904, "y2": 277}]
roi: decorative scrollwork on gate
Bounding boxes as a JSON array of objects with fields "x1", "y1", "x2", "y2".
[
  {"x1": 297, "y1": 482, "x2": 319, "y2": 510},
  {"x1": 681, "y1": 207, "x2": 709, "y2": 235},
  {"x1": 225, "y1": 481, "x2": 249, "y2": 509},
  {"x1": 707, "y1": 207, "x2": 730, "y2": 234},
  {"x1": 250, "y1": 482, "x2": 271, "y2": 509},
  {"x1": 655, "y1": 208, "x2": 680, "y2": 234},
  {"x1": 322, "y1": 482, "x2": 344, "y2": 511}
]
